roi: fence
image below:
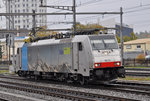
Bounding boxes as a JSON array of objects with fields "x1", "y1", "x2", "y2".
[{"x1": 124, "y1": 59, "x2": 150, "y2": 67}]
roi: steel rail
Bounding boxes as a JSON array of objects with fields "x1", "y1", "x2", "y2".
[
  {"x1": 125, "y1": 72, "x2": 150, "y2": 76},
  {"x1": 125, "y1": 68, "x2": 150, "y2": 71},
  {"x1": 116, "y1": 80, "x2": 150, "y2": 87},
  {"x1": 0, "y1": 98, "x2": 9, "y2": 101}
]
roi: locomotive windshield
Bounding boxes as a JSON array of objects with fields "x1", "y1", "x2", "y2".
[{"x1": 89, "y1": 35, "x2": 118, "y2": 50}]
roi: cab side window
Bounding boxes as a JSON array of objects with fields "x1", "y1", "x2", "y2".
[{"x1": 78, "y1": 42, "x2": 82, "y2": 51}]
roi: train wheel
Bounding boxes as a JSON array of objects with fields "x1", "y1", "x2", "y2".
[
  {"x1": 34, "y1": 75, "x2": 39, "y2": 81},
  {"x1": 18, "y1": 72, "x2": 22, "y2": 77},
  {"x1": 79, "y1": 76, "x2": 88, "y2": 85},
  {"x1": 79, "y1": 76, "x2": 85, "y2": 85}
]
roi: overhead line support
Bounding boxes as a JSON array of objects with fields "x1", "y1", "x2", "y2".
[{"x1": 0, "y1": 12, "x2": 122, "y2": 16}]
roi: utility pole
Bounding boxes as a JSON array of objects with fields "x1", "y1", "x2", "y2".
[
  {"x1": 5, "y1": 0, "x2": 15, "y2": 66},
  {"x1": 8, "y1": 0, "x2": 10, "y2": 29},
  {"x1": 40, "y1": 0, "x2": 77, "y2": 35},
  {"x1": 120, "y1": 7, "x2": 124, "y2": 66},
  {"x1": 73, "y1": 0, "x2": 76, "y2": 35},
  {"x1": 32, "y1": 10, "x2": 36, "y2": 28},
  {"x1": 8, "y1": 0, "x2": 11, "y2": 64},
  {"x1": 32, "y1": 10, "x2": 36, "y2": 37},
  {"x1": 12, "y1": 34, "x2": 15, "y2": 69},
  {"x1": 8, "y1": 34, "x2": 11, "y2": 64}
]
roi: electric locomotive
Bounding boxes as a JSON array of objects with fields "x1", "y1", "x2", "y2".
[{"x1": 16, "y1": 33, "x2": 125, "y2": 84}]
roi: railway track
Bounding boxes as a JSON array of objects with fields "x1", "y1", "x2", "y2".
[
  {"x1": 105, "y1": 84, "x2": 150, "y2": 96},
  {"x1": 0, "y1": 98, "x2": 9, "y2": 101},
  {"x1": 116, "y1": 80, "x2": 150, "y2": 87},
  {"x1": 125, "y1": 68, "x2": 150, "y2": 76},
  {"x1": 0, "y1": 65, "x2": 9, "y2": 70},
  {"x1": 0, "y1": 74, "x2": 25, "y2": 80},
  {"x1": 0, "y1": 80, "x2": 139, "y2": 101},
  {"x1": 0, "y1": 75, "x2": 150, "y2": 100}
]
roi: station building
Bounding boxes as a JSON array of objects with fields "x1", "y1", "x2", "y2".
[
  {"x1": 123, "y1": 38, "x2": 150, "y2": 59},
  {"x1": 0, "y1": 36, "x2": 28, "y2": 61}
]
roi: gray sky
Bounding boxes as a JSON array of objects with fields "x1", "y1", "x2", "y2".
[
  {"x1": 0, "y1": 0, "x2": 150, "y2": 33},
  {"x1": 45, "y1": 0, "x2": 150, "y2": 33}
]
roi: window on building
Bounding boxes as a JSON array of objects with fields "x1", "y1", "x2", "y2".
[
  {"x1": 27, "y1": 19, "x2": 29, "y2": 23},
  {"x1": 126, "y1": 45, "x2": 131, "y2": 49},
  {"x1": 137, "y1": 45, "x2": 141, "y2": 49},
  {"x1": 27, "y1": 25, "x2": 29, "y2": 28}
]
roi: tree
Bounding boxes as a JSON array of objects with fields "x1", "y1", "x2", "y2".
[
  {"x1": 123, "y1": 35, "x2": 131, "y2": 42},
  {"x1": 116, "y1": 32, "x2": 137, "y2": 43},
  {"x1": 130, "y1": 32, "x2": 137, "y2": 40},
  {"x1": 136, "y1": 54, "x2": 145, "y2": 64},
  {"x1": 24, "y1": 26, "x2": 57, "y2": 43},
  {"x1": 116, "y1": 35, "x2": 120, "y2": 43},
  {"x1": 75, "y1": 23, "x2": 105, "y2": 34}
]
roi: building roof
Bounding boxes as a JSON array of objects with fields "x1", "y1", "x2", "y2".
[{"x1": 124, "y1": 38, "x2": 150, "y2": 45}]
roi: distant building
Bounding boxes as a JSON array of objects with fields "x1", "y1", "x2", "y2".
[
  {"x1": 6, "y1": 0, "x2": 47, "y2": 30},
  {"x1": 116, "y1": 24, "x2": 133, "y2": 37},
  {"x1": 100, "y1": 18, "x2": 133, "y2": 36},
  {"x1": 0, "y1": 36, "x2": 28, "y2": 61},
  {"x1": 123, "y1": 38, "x2": 150, "y2": 59}
]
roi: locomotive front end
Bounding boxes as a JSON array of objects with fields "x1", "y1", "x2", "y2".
[{"x1": 89, "y1": 35, "x2": 125, "y2": 82}]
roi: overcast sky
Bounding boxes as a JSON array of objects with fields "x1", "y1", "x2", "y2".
[{"x1": 0, "y1": 0, "x2": 150, "y2": 33}]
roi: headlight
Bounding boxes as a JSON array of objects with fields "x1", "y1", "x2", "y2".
[
  {"x1": 115, "y1": 62, "x2": 121, "y2": 66},
  {"x1": 116, "y1": 62, "x2": 120, "y2": 65},
  {"x1": 94, "y1": 63, "x2": 101, "y2": 68},
  {"x1": 104, "y1": 52, "x2": 108, "y2": 55}
]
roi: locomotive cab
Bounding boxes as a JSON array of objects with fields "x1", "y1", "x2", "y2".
[{"x1": 88, "y1": 35, "x2": 125, "y2": 82}]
